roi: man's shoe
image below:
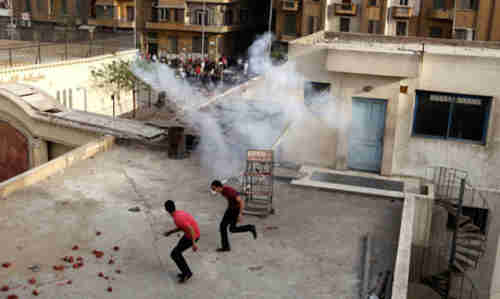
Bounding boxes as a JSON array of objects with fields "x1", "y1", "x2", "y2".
[
  {"x1": 216, "y1": 247, "x2": 230, "y2": 252},
  {"x1": 179, "y1": 273, "x2": 192, "y2": 283},
  {"x1": 177, "y1": 273, "x2": 185, "y2": 279},
  {"x1": 251, "y1": 226, "x2": 258, "y2": 240}
]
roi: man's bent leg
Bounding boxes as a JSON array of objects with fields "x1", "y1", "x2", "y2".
[{"x1": 171, "y1": 236, "x2": 193, "y2": 276}]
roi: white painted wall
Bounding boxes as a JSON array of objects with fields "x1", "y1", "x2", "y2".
[{"x1": 0, "y1": 50, "x2": 138, "y2": 117}]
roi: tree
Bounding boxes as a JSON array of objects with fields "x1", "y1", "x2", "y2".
[{"x1": 91, "y1": 59, "x2": 148, "y2": 118}]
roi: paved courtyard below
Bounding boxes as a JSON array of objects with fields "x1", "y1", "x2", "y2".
[{"x1": 0, "y1": 145, "x2": 402, "y2": 299}]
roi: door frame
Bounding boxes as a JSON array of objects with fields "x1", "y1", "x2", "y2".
[{"x1": 348, "y1": 97, "x2": 388, "y2": 173}]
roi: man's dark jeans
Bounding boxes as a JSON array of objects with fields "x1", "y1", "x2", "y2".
[
  {"x1": 219, "y1": 208, "x2": 254, "y2": 250},
  {"x1": 171, "y1": 235, "x2": 199, "y2": 276}
]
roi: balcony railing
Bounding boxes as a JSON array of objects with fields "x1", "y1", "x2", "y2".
[
  {"x1": 392, "y1": 5, "x2": 413, "y2": 18},
  {"x1": 334, "y1": 3, "x2": 358, "y2": 16},
  {"x1": 282, "y1": 0, "x2": 299, "y2": 11},
  {"x1": 146, "y1": 21, "x2": 240, "y2": 33},
  {"x1": 428, "y1": 8, "x2": 453, "y2": 20}
]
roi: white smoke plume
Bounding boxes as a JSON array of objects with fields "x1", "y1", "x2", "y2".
[{"x1": 130, "y1": 33, "x2": 339, "y2": 179}]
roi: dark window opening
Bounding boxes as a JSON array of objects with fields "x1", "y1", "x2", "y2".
[
  {"x1": 369, "y1": 0, "x2": 378, "y2": 6},
  {"x1": 304, "y1": 82, "x2": 331, "y2": 107},
  {"x1": 308, "y1": 16, "x2": 314, "y2": 34},
  {"x1": 413, "y1": 90, "x2": 491, "y2": 144},
  {"x1": 368, "y1": 20, "x2": 379, "y2": 34},
  {"x1": 284, "y1": 13, "x2": 297, "y2": 36},
  {"x1": 430, "y1": 26, "x2": 442, "y2": 38},
  {"x1": 396, "y1": 21, "x2": 407, "y2": 36},
  {"x1": 340, "y1": 18, "x2": 350, "y2": 32},
  {"x1": 175, "y1": 9, "x2": 184, "y2": 23},
  {"x1": 96, "y1": 5, "x2": 115, "y2": 19}
]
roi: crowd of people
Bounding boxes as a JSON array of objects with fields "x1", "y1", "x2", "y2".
[{"x1": 144, "y1": 52, "x2": 250, "y2": 89}]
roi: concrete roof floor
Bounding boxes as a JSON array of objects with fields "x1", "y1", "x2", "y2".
[{"x1": 0, "y1": 145, "x2": 402, "y2": 299}]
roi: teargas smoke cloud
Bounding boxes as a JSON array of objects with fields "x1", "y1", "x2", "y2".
[{"x1": 130, "y1": 33, "x2": 339, "y2": 179}]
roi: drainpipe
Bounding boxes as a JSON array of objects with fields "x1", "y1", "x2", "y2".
[
  {"x1": 487, "y1": 0, "x2": 496, "y2": 40},
  {"x1": 452, "y1": 0, "x2": 456, "y2": 38}
]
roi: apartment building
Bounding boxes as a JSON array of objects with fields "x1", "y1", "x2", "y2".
[
  {"x1": 88, "y1": 0, "x2": 136, "y2": 31},
  {"x1": 15, "y1": 0, "x2": 89, "y2": 28},
  {"x1": 326, "y1": 0, "x2": 500, "y2": 41},
  {"x1": 138, "y1": 0, "x2": 265, "y2": 60},
  {"x1": 273, "y1": 0, "x2": 325, "y2": 43}
]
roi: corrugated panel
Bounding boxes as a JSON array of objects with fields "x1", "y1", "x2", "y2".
[{"x1": 157, "y1": 0, "x2": 185, "y2": 8}]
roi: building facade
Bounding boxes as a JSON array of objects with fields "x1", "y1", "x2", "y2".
[
  {"x1": 14, "y1": 0, "x2": 89, "y2": 27},
  {"x1": 325, "y1": 0, "x2": 500, "y2": 41},
  {"x1": 273, "y1": 0, "x2": 325, "y2": 43},
  {"x1": 130, "y1": 0, "x2": 262, "y2": 60}
]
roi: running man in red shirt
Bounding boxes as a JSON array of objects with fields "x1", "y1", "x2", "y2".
[
  {"x1": 163, "y1": 200, "x2": 200, "y2": 283},
  {"x1": 211, "y1": 180, "x2": 257, "y2": 252}
]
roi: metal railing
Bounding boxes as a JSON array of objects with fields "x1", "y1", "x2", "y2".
[{"x1": 0, "y1": 38, "x2": 134, "y2": 69}]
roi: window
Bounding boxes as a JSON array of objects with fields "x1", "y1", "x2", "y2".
[
  {"x1": 37, "y1": 0, "x2": 42, "y2": 11},
  {"x1": 193, "y1": 9, "x2": 208, "y2": 25},
  {"x1": 127, "y1": 6, "x2": 135, "y2": 21},
  {"x1": 458, "y1": 0, "x2": 477, "y2": 9},
  {"x1": 96, "y1": 5, "x2": 115, "y2": 19},
  {"x1": 304, "y1": 82, "x2": 331, "y2": 107},
  {"x1": 369, "y1": 0, "x2": 377, "y2": 6},
  {"x1": 76, "y1": 0, "x2": 81, "y2": 17},
  {"x1": 400, "y1": 0, "x2": 409, "y2": 5},
  {"x1": 157, "y1": 8, "x2": 169, "y2": 21},
  {"x1": 434, "y1": 0, "x2": 445, "y2": 9},
  {"x1": 25, "y1": 0, "x2": 31, "y2": 12},
  {"x1": 396, "y1": 21, "x2": 407, "y2": 36},
  {"x1": 168, "y1": 37, "x2": 178, "y2": 53},
  {"x1": 174, "y1": 9, "x2": 184, "y2": 23},
  {"x1": 284, "y1": 13, "x2": 297, "y2": 36},
  {"x1": 430, "y1": 27, "x2": 442, "y2": 38},
  {"x1": 308, "y1": 16, "x2": 314, "y2": 34},
  {"x1": 413, "y1": 90, "x2": 491, "y2": 144},
  {"x1": 240, "y1": 9, "x2": 249, "y2": 24},
  {"x1": 340, "y1": 18, "x2": 350, "y2": 32},
  {"x1": 283, "y1": 0, "x2": 296, "y2": 8},
  {"x1": 192, "y1": 36, "x2": 208, "y2": 53},
  {"x1": 368, "y1": 21, "x2": 379, "y2": 34},
  {"x1": 224, "y1": 9, "x2": 233, "y2": 25},
  {"x1": 61, "y1": 0, "x2": 67, "y2": 15}
]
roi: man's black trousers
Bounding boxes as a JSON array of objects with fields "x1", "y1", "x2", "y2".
[
  {"x1": 171, "y1": 235, "x2": 198, "y2": 276},
  {"x1": 219, "y1": 208, "x2": 254, "y2": 250}
]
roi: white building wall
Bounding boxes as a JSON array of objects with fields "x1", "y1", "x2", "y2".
[{"x1": 0, "y1": 50, "x2": 138, "y2": 117}]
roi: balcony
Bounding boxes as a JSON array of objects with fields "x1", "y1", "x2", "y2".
[
  {"x1": 116, "y1": 17, "x2": 134, "y2": 28},
  {"x1": 455, "y1": 9, "x2": 476, "y2": 28},
  {"x1": 366, "y1": 6, "x2": 381, "y2": 20},
  {"x1": 146, "y1": 21, "x2": 240, "y2": 33},
  {"x1": 88, "y1": 18, "x2": 116, "y2": 27},
  {"x1": 334, "y1": 3, "x2": 358, "y2": 16},
  {"x1": 0, "y1": 8, "x2": 12, "y2": 17},
  {"x1": 392, "y1": 5, "x2": 413, "y2": 18},
  {"x1": 428, "y1": 8, "x2": 453, "y2": 20},
  {"x1": 282, "y1": 0, "x2": 299, "y2": 11}
]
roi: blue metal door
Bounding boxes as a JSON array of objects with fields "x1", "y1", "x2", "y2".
[{"x1": 348, "y1": 98, "x2": 387, "y2": 172}]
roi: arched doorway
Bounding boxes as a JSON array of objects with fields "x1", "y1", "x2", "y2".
[{"x1": 0, "y1": 121, "x2": 29, "y2": 182}]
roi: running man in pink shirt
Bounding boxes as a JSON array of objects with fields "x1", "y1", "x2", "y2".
[{"x1": 163, "y1": 200, "x2": 200, "y2": 283}]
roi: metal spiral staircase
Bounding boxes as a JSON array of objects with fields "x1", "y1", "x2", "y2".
[{"x1": 419, "y1": 167, "x2": 490, "y2": 299}]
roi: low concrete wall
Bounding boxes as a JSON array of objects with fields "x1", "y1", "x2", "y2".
[
  {"x1": 392, "y1": 194, "x2": 416, "y2": 299},
  {"x1": 0, "y1": 135, "x2": 115, "y2": 198}
]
